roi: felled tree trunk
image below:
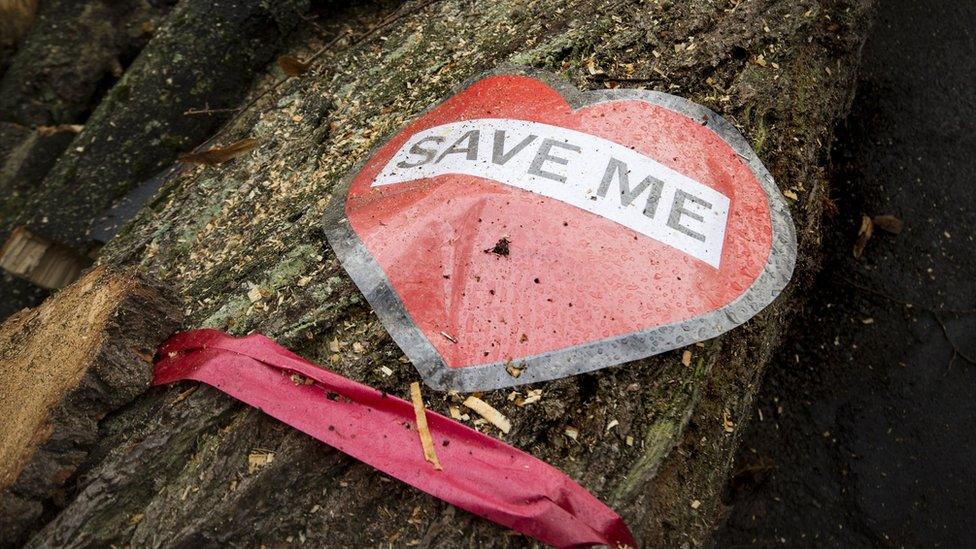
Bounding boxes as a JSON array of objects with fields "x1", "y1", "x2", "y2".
[
  {"x1": 11, "y1": 0, "x2": 874, "y2": 546},
  {"x1": 0, "y1": 0, "x2": 174, "y2": 318},
  {"x1": 0, "y1": 0, "x2": 310, "y2": 318}
]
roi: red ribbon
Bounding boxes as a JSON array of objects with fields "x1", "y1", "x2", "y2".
[{"x1": 154, "y1": 329, "x2": 636, "y2": 548}]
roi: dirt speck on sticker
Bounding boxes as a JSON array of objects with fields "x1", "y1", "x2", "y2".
[{"x1": 484, "y1": 237, "x2": 510, "y2": 257}]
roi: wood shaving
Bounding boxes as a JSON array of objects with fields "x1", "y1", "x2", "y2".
[
  {"x1": 409, "y1": 382, "x2": 442, "y2": 471},
  {"x1": 517, "y1": 389, "x2": 542, "y2": 407},
  {"x1": 462, "y1": 396, "x2": 511, "y2": 433},
  {"x1": 722, "y1": 410, "x2": 735, "y2": 433},
  {"x1": 247, "y1": 451, "x2": 275, "y2": 473},
  {"x1": 290, "y1": 373, "x2": 314, "y2": 385}
]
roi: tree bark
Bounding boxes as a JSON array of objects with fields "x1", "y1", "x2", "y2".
[
  {"x1": 0, "y1": 0, "x2": 172, "y2": 127},
  {"x1": 11, "y1": 0, "x2": 875, "y2": 546}
]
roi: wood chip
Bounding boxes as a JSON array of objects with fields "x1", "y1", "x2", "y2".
[
  {"x1": 178, "y1": 138, "x2": 259, "y2": 165},
  {"x1": 564, "y1": 426, "x2": 579, "y2": 440},
  {"x1": 681, "y1": 349, "x2": 692, "y2": 366},
  {"x1": 462, "y1": 396, "x2": 511, "y2": 433},
  {"x1": 409, "y1": 382, "x2": 442, "y2": 471}
]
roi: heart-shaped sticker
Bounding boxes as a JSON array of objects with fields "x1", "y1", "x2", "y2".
[{"x1": 324, "y1": 68, "x2": 795, "y2": 391}]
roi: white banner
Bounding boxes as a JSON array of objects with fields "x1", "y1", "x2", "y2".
[{"x1": 373, "y1": 118, "x2": 730, "y2": 267}]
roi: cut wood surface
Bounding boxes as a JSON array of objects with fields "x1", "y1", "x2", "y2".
[
  {"x1": 2, "y1": 0, "x2": 875, "y2": 546},
  {"x1": 0, "y1": 227, "x2": 92, "y2": 289},
  {"x1": 0, "y1": 266, "x2": 181, "y2": 546}
]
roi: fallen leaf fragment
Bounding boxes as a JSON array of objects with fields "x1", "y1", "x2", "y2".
[
  {"x1": 463, "y1": 395, "x2": 511, "y2": 433},
  {"x1": 872, "y1": 214, "x2": 903, "y2": 234},
  {"x1": 564, "y1": 426, "x2": 580, "y2": 440},
  {"x1": 277, "y1": 55, "x2": 311, "y2": 76},
  {"x1": 179, "y1": 138, "x2": 259, "y2": 165},
  {"x1": 691, "y1": 499, "x2": 701, "y2": 510},
  {"x1": 506, "y1": 362, "x2": 523, "y2": 378},
  {"x1": 409, "y1": 382, "x2": 443, "y2": 471},
  {"x1": 853, "y1": 214, "x2": 874, "y2": 258}
]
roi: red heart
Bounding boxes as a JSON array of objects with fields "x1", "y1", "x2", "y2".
[{"x1": 329, "y1": 71, "x2": 791, "y2": 390}]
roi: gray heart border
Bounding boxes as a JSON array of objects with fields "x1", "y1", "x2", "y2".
[{"x1": 322, "y1": 66, "x2": 796, "y2": 392}]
